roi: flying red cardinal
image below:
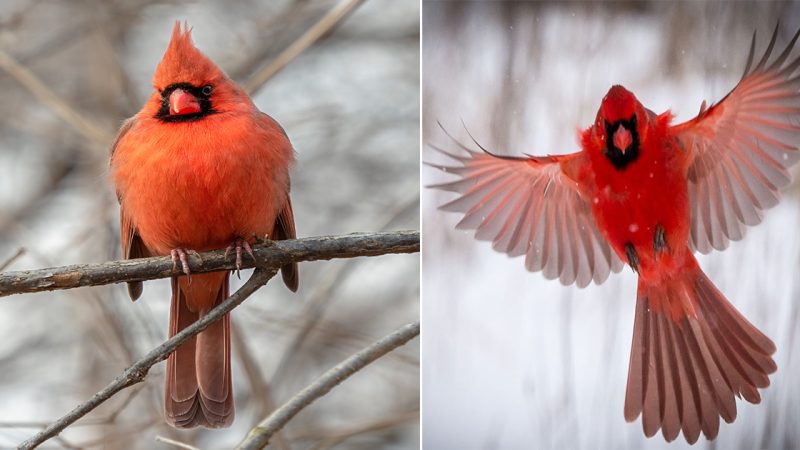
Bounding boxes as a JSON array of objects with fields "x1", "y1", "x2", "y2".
[
  {"x1": 110, "y1": 22, "x2": 298, "y2": 428},
  {"x1": 430, "y1": 26, "x2": 799, "y2": 443}
]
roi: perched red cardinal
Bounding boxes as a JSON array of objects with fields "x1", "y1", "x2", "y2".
[
  {"x1": 110, "y1": 22, "x2": 298, "y2": 428},
  {"x1": 430, "y1": 26, "x2": 800, "y2": 443}
]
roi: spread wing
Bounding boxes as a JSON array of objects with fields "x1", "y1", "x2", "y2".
[
  {"x1": 673, "y1": 25, "x2": 800, "y2": 253},
  {"x1": 111, "y1": 117, "x2": 149, "y2": 300},
  {"x1": 427, "y1": 133, "x2": 623, "y2": 288}
]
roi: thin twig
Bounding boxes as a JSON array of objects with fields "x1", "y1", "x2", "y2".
[
  {"x1": 155, "y1": 435, "x2": 203, "y2": 450},
  {"x1": 17, "y1": 268, "x2": 277, "y2": 450},
  {"x1": 0, "y1": 247, "x2": 25, "y2": 272},
  {"x1": 234, "y1": 321, "x2": 420, "y2": 450},
  {"x1": 0, "y1": 49, "x2": 113, "y2": 147},
  {"x1": 0, "y1": 231, "x2": 420, "y2": 297},
  {"x1": 243, "y1": 0, "x2": 367, "y2": 95}
]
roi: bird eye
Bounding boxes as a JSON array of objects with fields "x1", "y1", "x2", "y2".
[{"x1": 201, "y1": 85, "x2": 213, "y2": 96}]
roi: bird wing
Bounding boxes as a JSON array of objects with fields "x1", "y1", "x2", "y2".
[
  {"x1": 673, "y1": 25, "x2": 800, "y2": 253},
  {"x1": 273, "y1": 197, "x2": 299, "y2": 292},
  {"x1": 258, "y1": 111, "x2": 299, "y2": 292},
  {"x1": 427, "y1": 133, "x2": 623, "y2": 288},
  {"x1": 111, "y1": 117, "x2": 149, "y2": 300}
]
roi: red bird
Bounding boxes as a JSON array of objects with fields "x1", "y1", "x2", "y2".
[
  {"x1": 110, "y1": 22, "x2": 298, "y2": 428},
  {"x1": 430, "y1": 26, "x2": 799, "y2": 443}
]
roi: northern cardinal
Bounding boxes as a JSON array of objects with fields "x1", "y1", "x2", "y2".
[
  {"x1": 110, "y1": 22, "x2": 298, "y2": 428},
  {"x1": 430, "y1": 26, "x2": 799, "y2": 443}
]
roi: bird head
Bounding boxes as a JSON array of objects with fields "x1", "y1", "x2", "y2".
[
  {"x1": 593, "y1": 85, "x2": 645, "y2": 170},
  {"x1": 144, "y1": 21, "x2": 250, "y2": 122}
]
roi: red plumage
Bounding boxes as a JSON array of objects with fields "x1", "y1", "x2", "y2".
[
  {"x1": 430, "y1": 25, "x2": 799, "y2": 443},
  {"x1": 111, "y1": 22, "x2": 298, "y2": 428}
]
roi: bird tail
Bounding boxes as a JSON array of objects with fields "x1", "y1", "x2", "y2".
[
  {"x1": 624, "y1": 254, "x2": 776, "y2": 444},
  {"x1": 165, "y1": 273, "x2": 234, "y2": 428}
]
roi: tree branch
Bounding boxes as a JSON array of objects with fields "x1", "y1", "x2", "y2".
[
  {"x1": 234, "y1": 321, "x2": 420, "y2": 450},
  {"x1": 0, "y1": 231, "x2": 419, "y2": 297},
  {"x1": 18, "y1": 268, "x2": 278, "y2": 450}
]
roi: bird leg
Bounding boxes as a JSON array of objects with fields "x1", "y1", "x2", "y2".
[
  {"x1": 225, "y1": 237, "x2": 256, "y2": 278},
  {"x1": 653, "y1": 225, "x2": 670, "y2": 258},
  {"x1": 625, "y1": 242, "x2": 639, "y2": 274}
]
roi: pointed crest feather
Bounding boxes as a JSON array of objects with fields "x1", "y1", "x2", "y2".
[{"x1": 153, "y1": 21, "x2": 225, "y2": 89}]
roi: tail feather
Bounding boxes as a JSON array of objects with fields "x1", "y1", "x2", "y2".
[
  {"x1": 625, "y1": 255, "x2": 776, "y2": 444},
  {"x1": 165, "y1": 274, "x2": 234, "y2": 428}
]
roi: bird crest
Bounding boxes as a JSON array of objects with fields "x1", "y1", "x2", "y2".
[{"x1": 153, "y1": 21, "x2": 224, "y2": 90}]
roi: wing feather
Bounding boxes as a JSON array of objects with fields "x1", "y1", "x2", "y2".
[
  {"x1": 273, "y1": 198, "x2": 299, "y2": 292},
  {"x1": 674, "y1": 24, "x2": 800, "y2": 253},
  {"x1": 111, "y1": 117, "x2": 149, "y2": 300},
  {"x1": 428, "y1": 134, "x2": 622, "y2": 287}
]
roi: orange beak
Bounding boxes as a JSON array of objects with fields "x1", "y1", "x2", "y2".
[
  {"x1": 169, "y1": 88, "x2": 202, "y2": 115},
  {"x1": 613, "y1": 124, "x2": 632, "y2": 154}
]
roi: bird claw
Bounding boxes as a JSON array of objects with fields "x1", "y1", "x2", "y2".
[
  {"x1": 170, "y1": 248, "x2": 196, "y2": 282},
  {"x1": 225, "y1": 238, "x2": 257, "y2": 278}
]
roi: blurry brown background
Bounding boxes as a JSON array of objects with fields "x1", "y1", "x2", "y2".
[
  {"x1": 423, "y1": 1, "x2": 799, "y2": 449},
  {"x1": 0, "y1": 0, "x2": 419, "y2": 448}
]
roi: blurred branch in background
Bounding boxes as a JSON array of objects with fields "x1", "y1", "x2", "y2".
[
  {"x1": 0, "y1": 49, "x2": 113, "y2": 149},
  {"x1": 0, "y1": 247, "x2": 24, "y2": 272},
  {"x1": 155, "y1": 435, "x2": 201, "y2": 450},
  {"x1": 243, "y1": 0, "x2": 367, "y2": 95},
  {"x1": 288, "y1": 410, "x2": 420, "y2": 449}
]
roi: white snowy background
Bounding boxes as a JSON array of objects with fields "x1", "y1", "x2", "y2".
[
  {"x1": 0, "y1": 0, "x2": 419, "y2": 449},
  {"x1": 423, "y1": 2, "x2": 800, "y2": 449}
]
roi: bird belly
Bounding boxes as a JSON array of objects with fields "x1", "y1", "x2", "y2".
[
  {"x1": 590, "y1": 170, "x2": 690, "y2": 279},
  {"x1": 116, "y1": 127, "x2": 288, "y2": 255}
]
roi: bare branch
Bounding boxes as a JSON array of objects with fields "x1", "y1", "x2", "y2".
[
  {"x1": 18, "y1": 268, "x2": 277, "y2": 450},
  {"x1": 0, "y1": 231, "x2": 419, "y2": 297},
  {"x1": 234, "y1": 321, "x2": 420, "y2": 450},
  {"x1": 243, "y1": 0, "x2": 367, "y2": 95}
]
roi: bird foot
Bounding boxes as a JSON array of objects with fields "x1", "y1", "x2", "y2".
[
  {"x1": 171, "y1": 248, "x2": 201, "y2": 278},
  {"x1": 225, "y1": 238, "x2": 256, "y2": 278}
]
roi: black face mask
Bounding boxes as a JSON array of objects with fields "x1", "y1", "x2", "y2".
[
  {"x1": 603, "y1": 114, "x2": 640, "y2": 170},
  {"x1": 155, "y1": 82, "x2": 216, "y2": 123}
]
